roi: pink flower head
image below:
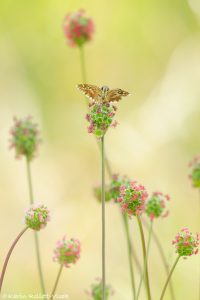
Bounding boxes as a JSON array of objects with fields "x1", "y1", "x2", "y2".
[
  {"x1": 145, "y1": 191, "x2": 170, "y2": 221},
  {"x1": 9, "y1": 116, "x2": 41, "y2": 161},
  {"x1": 117, "y1": 180, "x2": 148, "y2": 217},
  {"x1": 53, "y1": 236, "x2": 81, "y2": 268},
  {"x1": 188, "y1": 155, "x2": 200, "y2": 188},
  {"x1": 63, "y1": 9, "x2": 94, "y2": 47},
  {"x1": 86, "y1": 103, "x2": 118, "y2": 138},
  {"x1": 172, "y1": 228, "x2": 199, "y2": 257},
  {"x1": 25, "y1": 204, "x2": 50, "y2": 231}
]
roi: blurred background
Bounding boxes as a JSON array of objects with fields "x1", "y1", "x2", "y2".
[{"x1": 0, "y1": 0, "x2": 200, "y2": 299}]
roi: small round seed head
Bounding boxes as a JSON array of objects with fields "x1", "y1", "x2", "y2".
[
  {"x1": 172, "y1": 228, "x2": 199, "y2": 257},
  {"x1": 25, "y1": 204, "x2": 50, "y2": 231},
  {"x1": 117, "y1": 180, "x2": 148, "y2": 217},
  {"x1": 145, "y1": 191, "x2": 170, "y2": 221},
  {"x1": 63, "y1": 9, "x2": 94, "y2": 47},
  {"x1": 86, "y1": 104, "x2": 118, "y2": 138},
  {"x1": 53, "y1": 236, "x2": 81, "y2": 268},
  {"x1": 9, "y1": 116, "x2": 41, "y2": 161}
]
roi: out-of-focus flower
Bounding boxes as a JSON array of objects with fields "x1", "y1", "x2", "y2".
[
  {"x1": 9, "y1": 116, "x2": 41, "y2": 161},
  {"x1": 188, "y1": 155, "x2": 200, "y2": 188},
  {"x1": 86, "y1": 278, "x2": 114, "y2": 300},
  {"x1": 25, "y1": 204, "x2": 50, "y2": 231},
  {"x1": 93, "y1": 174, "x2": 128, "y2": 203},
  {"x1": 53, "y1": 236, "x2": 81, "y2": 268},
  {"x1": 172, "y1": 228, "x2": 199, "y2": 257},
  {"x1": 93, "y1": 185, "x2": 113, "y2": 203},
  {"x1": 86, "y1": 104, "x2": 117, "y2": 138},
  {"x1": 117, "y1": 180, "x2": 148, "y2": 217},
  {"x1": 145, "y1": 191, "x2": 170, "y2": 221},
  {"x1": 63, "y1": 9, "x2": 94, "y2": 47}
]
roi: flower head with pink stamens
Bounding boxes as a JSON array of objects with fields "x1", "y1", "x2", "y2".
[
  {"x1": 53, "y1": 236, "x2": 81, "y2": 268},
  {"x1": 63, "y1": 9, "x2": 94, "y2": 47},
  {"x1": 25, "y1": 204, "x2": 50, "y2": 231},
  {"x1": 188, "y1": 155, "x2": 200, "y2": 188},
  {"x1": 117, "y1": 180, "x2": 148, "y2": 217},
  {"x1": 172, "y1": 228, "x2": 199, "y2": 257},
  {"x1": 9, "y1": 116, "x2": 41, "y2": 161},
  {"x1": 86, "y1": 104, "x2": 118, "y2": 138},
  {"x1": 145, "y1": 191, "x2": 170, "y2": 221}
]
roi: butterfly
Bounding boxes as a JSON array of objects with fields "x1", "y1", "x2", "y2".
[{"x1": 77, "y1": 84, "x2": 130, "y2": 106}]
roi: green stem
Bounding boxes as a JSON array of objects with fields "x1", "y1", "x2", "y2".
[
  {"x1": 136, "y1": 221, "x2": 153, "y2": 300},
  {"x1": 26, "y1": 157, "x2": 46, "y2": 294},
  {"x1": 26, "y1": 157, "x2": 34, "y2": 205},
  {"x1": 123, "y1": 213, "x2": 136, "y2": 299},
  {"x1": 79, "y1": 45, "x2": 87, "y2": 83},
  {"x1": 137, "y1": 216, "x2": 151, "y2": 300},
  {"x1": 0, "y1": 227, "x2": 28, "y2": 293},
  {"x1": 143, "y1": 219, "x2": 176, "y2": 300},
  {"x1": 101, "y1": 136, "x2": 106, "y2": 300},
  {"x1": 50, "y1": 264, "x2": 64, "y2": 300},
  {"x1": 160, "y1": 255, "x2": 180, "y2": 300}
]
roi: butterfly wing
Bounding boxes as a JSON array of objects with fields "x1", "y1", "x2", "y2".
[
  {"x1": 77, "y1": 84, "x2": 101, "y2": 102},
  {"x1": 107, "y1": 89, "x2": 130, "y2": 103}
]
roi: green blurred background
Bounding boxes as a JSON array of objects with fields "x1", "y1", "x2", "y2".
[{"x1": 0, "y1": 0, "x2": 200, "y2": 299}]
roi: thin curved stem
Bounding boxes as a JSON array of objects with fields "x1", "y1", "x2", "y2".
[
  {"x1": 26, "y1": 157, "x2": 46, "y2": 294},
  {"x1": 137, "y1": 216, "x2": 151, "y2": 300},
  {"x1": 160, "y1": 255, "x2": 180, "y2": 300},
  {"x1": 79, "y1": 46, "x2": 87, "y2": 83},
  {"x1": 136, "y1": 221, "x2": 153, "y2": 299},
  {"x1": 143, "y1": 219, "x2": 176, "y2": 300},
  {"x1": 50, "y1": 264, "x2": 64, "y2": 300},
  {"x1": 101, "y1": 136, "x2": 106, "y2": 300},
  {"x1": 0, "y1": 227, "x2": 28, "y2": 293},
  {"x1": 123, "y1": 213, "x2": 136, "y2": 299}
]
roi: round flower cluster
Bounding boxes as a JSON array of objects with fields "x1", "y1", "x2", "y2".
[
  {"x1": 172, "y1": 228, "x2": 199, "y2": 257},
  {"x1": 86, "y1": 104, "x2": 118, "y2": 138},
  {"x1": 25, "y1": 204, "x2": 50, "y2": 231},
  {"x1": 188, "y1": 155, "x2": 200, "y2": 188},
  {"x1": 9, "y1": 116, "x2": 41, "y2": 161},
  {"x1": 145, "y1": 191, "x2": 170, "y2": 221},
  {"x1": 93, "y1": 174, "x2": 128, "y2": 203},
  {"x1": 93, "y1": 185, "x2": 113, "y2": 203},
  {"x1": 86, "y1": 278, "x2": 114, "y2": 300},
  {"x1": 117, "y1": 180, "x2": 148, "y2": 217},
  {"x1": 53, "y1": 236, "x2": 81, "y2": 268},
  {"x1": 63, "y1": 9, "x2": 94, "y2": 47}
]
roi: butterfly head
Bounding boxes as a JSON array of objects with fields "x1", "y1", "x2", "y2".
[{"x1": 101, "y1": 85, "x2": 109, "y2": 96}]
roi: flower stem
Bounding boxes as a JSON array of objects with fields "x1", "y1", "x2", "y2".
[
  {"x1": 26, "y1": 157, "x2": 46, "y2": 294},
  {"x1": 26, "y1": 157, "x2": 34, "y2": 205},
  {"x1": 0, "y1": 227, "x2": 28, "y2": 293},
  {"x1": 50, "y1": 264, "x2": 64, "y2": 300},
  {"x1": 136, "y1": 216, "x2": 151, "y2": 300},
  {"x1": 101, "y1": 135, "x2": 106, "y2": 300},
  {"x1": 79, "y1": 45, "x2": 87, "y2": 83},
  {"x1": 160, "y1": 255, "x2": 180, "y2": 300},
  {"x1": 136, "y1": 220, "x2": 153, "y2": 300},
  {"x1": 143, "y1": 219, "x2": 176, "y2": 300},
  {"x1": 123, "y1": 213, "x2": 136, "y2": 299}
]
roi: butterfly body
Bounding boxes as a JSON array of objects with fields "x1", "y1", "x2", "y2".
[{"x1": 77, "y1": 84, "x2": 130, "y2": 106}]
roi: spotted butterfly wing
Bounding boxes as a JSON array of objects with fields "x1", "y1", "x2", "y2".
[
  {"x1": 77, "y1": 84, "x2": 101, "y2": 102},
  {"x1": 107, "y1": 89, "x2": 130, "y2": 103}
]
